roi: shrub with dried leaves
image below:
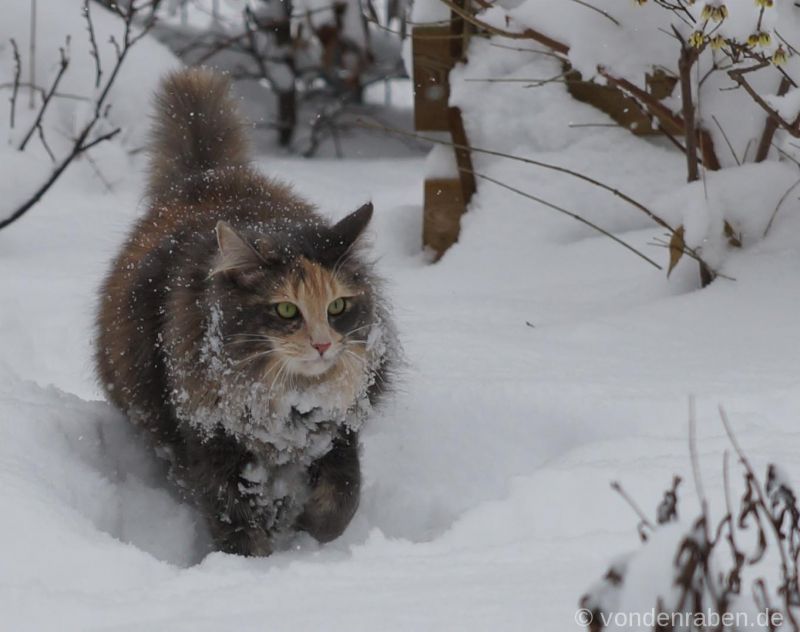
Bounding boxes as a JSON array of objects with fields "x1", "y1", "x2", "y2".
[{"x1": 581, "y1": 406, "x2": 800, "y2": 631}]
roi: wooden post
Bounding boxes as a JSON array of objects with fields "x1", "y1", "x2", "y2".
[
  {"x1": 412, "y1": 25, "x2": 453, "y2": 132},
  {"x1": 412, "y1": 4, "x2": 475, "y2": 259}
]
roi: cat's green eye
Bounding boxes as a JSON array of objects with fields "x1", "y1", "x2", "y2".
[
  {"x1": 328, "y1": 297, "x2": 346, "y2": 316},
  {"x1": 276, "y1": 302, "x2": 299, "y2": 319}
]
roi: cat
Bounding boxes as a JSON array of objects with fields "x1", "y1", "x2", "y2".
[{"x1": 95, "y1": 68, "x2": 396, "y2": 556}]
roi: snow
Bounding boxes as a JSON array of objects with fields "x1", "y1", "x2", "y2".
[
  {"x1": 766, "y1": 86, "x2": 800, "y2": 121},
  {"x1": 410, "y1": 0, "x2": 450, "y2": 23},
  {"x1": 505, "y1": 0, "x2": 800, "y2": 170},
  {"x1": 3, "y1": 2, "x2": 800, "y2": 631}
]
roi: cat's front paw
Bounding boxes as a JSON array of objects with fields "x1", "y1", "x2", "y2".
[
  {"x1": 296, "y1": 474, "x2": 360, "y2": 543},
  {"x1": 214, "y1": 524, "x2": 273, "y2": 557}
]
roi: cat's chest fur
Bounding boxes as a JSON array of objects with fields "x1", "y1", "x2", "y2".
[{"x1": 164, "y1": 301, "x2": 383, "y2": 465}]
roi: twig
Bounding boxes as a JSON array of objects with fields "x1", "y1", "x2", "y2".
[
  {"x1": 487, "y1": 42, "x2": 562, "y2": 59},
  {"x1": 83, "y1": 0, "x2": 103, "y2": 88},
  {"x1": 369, "y1": 116, "x2": 726, "y2": 280},
  {"x1": 9, "y1": 39, "x2": 21, "y2": 129},
  {"x1": 29, "y1": 0, "x2": 37, "y2": 109},
  {"x1": 721, "y1": 451, "x2": 737, "y2": 546},
  {"x1": 598, "y1": 67, "x2": 721, "y2": 171},
  {"x1": 568, "y1": 123, "x2": 621, "y2": 129},
  {"x1": 356, "y1": 120, "x2": 675, "y2": 232},
  {"x1": 711, "y1": 114, "x2": 741, "y2": 166},
  {"x1": 80, "y1": 127, "x2": 121, "y2": 153},
  {"x1": 648, "y1": 237, "x2": 735, "y2": 281},
  {"x1": 18, "y1": 41, "x2": 70, "y2": 151},
  {"x1": 763, "y1": 177, "x2": 800, "y2": 238},
  {"x1": 85, "y1": 151, "x2": 114, "y2": 192},
  {"x1": 611, "y1": 480, "x2": 655, "y2": 531},
  {"x1": 568, "y1": 0, "x2": 620, "y2": 27},
  {"x1": 1, "y1": 1, "x2": 161, "y2": 231},
  {"x1": 756, "y1": 76, "x2": 792, "y2": 163},
  {"x1": 463, "y1": 167, "x2": 664, "y2": 270},
  {"x1": 742, "y1": 139, "x2": 753, "y2": 164},
  {"x1": 0, "y1": 128, "x2": 121, "y2": 231},
  {"x1": 374, "y1": 19, "x2": 473, "y2": 39},
  {"x1": 719, "y1": 405, "x2": 800, "y2": 631},
  {"x1": 0, "y1": 82, "x2": 87, "y2": 102},
  {"x1": 728, "y1": 64, "x2": 800, "y2": 139},
  {"x1": 773, "y1": 142, "x2": 800, "y2": 168},
  {"x1": 36, "y1": 124, "x2": 55, "y2": 162},
  {"x1": 464, "y1": 76, "x2": 560, "y2": 83},
  {"x1": 437, "y1": 0, "x2": 569, "y2": 54},
  {"x1": 688, "y1": 396, "x2": 709, "y2": 528},
  {"x1": 775, "y1": 29, "x2": 800, "y2": 58}
]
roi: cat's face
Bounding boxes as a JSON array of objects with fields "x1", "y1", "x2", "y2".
[
  {"x1": 266, "y1": 257, "x2": 366, "y2": 377},
  {"x1": 212, "y1": 204, "x2": 375, "y2": 384}
]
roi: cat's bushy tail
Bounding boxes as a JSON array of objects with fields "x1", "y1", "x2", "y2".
[{"x1": 147, "y1": 67, "x2": 250, "y2": 202}]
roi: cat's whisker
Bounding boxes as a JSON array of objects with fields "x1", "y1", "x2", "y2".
[
  {"x1": 286, "y1": 366, "x2": 297, "y2": 392},
  {"x1": 345, "y1": 322, "x2": 376, "y2": 337},
  {"x1": 276, "y1": 359, "x2": 292, "y2": 392},
  {"x1": 330, "y1": 248, "x2": 355, "y2": 282},
  {"x1": 235, "y1": 348, "x2": 281, "y2": 367},
  {"x1": 266, "y1": 358, "x2": 288, "y2": 396},
  {"x1": 261, "y1": 356, "x2": 286, "y2": 385},
  {"x1": 225, "y1": 334, "x2": 280, "y2": 344},
  {"x1": 344, "y1": 349, "x2": 366, "y2": 362},
  {"x1": 226, "y1": 337, "x2": 281, "y2": 347},
  {"x1": 278, "y1": 360, "x2": 294, "y2": 395},
  {"x1": 227, "y1": 333, "x2": 287, "y2": 341},
  {"x1": 225, "y1": 338, "x2": 273, "y2": 348},
  {"x1": 342, "y1": 349, "x2": 367, "y2": 367}
]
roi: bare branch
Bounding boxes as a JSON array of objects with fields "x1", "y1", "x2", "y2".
[
  {"x1": 463, "y1": 166, "x2": 664, "y2": 270},
  {"x1": 611, "y1": 480, "x2": 655, "y2": 535},
  {"x1": 568, "y1": 0, "x2": 620, "y2": 27},
  {"x1": 9, "y1": 38, "x2": 21, "y2": 129},
  {"x1": 438, "y1": 0, "x2": 569, "y2": 54},
  {"x1": 763, "y1": 177, "x2": 800, "y2": 238},
  {"x1": 0, "y1": 128, "x2": 120, "y2": 231},
  {"x1": 18, "y1": 41, "x2": 70, "y2": 152},
  {"x1": 356, "y1": 119, "x2": 676, "y2": 232},
  {"x1": 1, "y1": 0, "x2": 160, "y2": 231},
  {"x1": 0, "y1": 82, "x2": 88, "y2": 102},
  {"x1": 83, "y1": 0, "x2": 103, "y2": 89},
  {"x1": 728, "y1": 64, "x2": 800, "y2": 139},
  {"x1": 711, "y1": 114, "x2": 741, "y2": 166},
  {"x1": 756, "y1": 76, "x2": 792, "y2": 163},
  {"x1": 36, "y1": 123, "x2": 55, "y2": 162}
]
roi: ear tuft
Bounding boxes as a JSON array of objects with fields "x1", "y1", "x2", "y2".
[
  {"x1": 213, "y1": 221, "x2": 264, "y2": 277},
  {"x1": 320, "y1": 202, "x2": 373, "y2": 263},
  {"x1": 335, "y1": 202, "x2": 373, "y2": 243}
]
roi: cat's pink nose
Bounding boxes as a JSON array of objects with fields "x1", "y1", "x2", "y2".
[{"x1": 312, "y1": 341, "x2": 331, "y2": 356}]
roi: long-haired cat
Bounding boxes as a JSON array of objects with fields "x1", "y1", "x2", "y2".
[{"x1": 95, "y1": 68, "x2": 396, "y2": 556}]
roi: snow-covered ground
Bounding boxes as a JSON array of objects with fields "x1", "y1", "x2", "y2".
[{"x1": 3, "y1": 4, "x2": 800, "y2": 631}]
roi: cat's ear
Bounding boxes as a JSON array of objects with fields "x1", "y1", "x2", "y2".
[
  {"x1": 212, "y1": 221, "x2": 265, "y2": 283},
  {"x1": 334, "y1": 202, "x2": 373, "y2": 245},
  {"x1": 321, "y1": 202, "x2": 373, "y2": 262}
]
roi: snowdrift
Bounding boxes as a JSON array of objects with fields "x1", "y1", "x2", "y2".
[{"x1": 1, "y1": 1, "x2": 800, "y2": 630}]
